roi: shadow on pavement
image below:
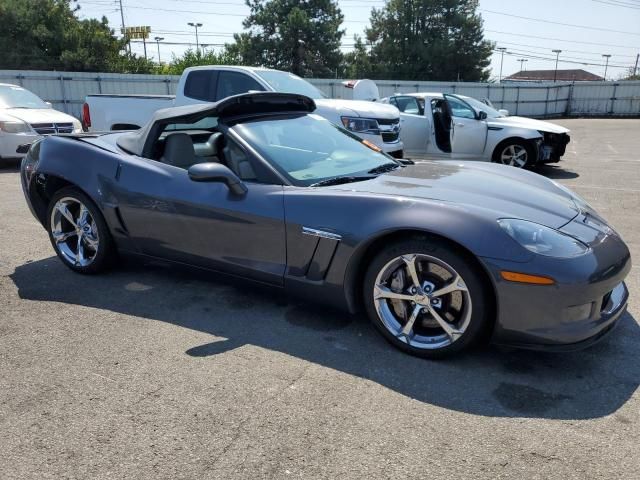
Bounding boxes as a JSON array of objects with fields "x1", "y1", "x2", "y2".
[
  {"x1": 11, "y1": 256, "x2": 639, "y2": 420},
  {"x1": 0, "y1": 159, "x2": 20, "y2": 173},
  {"x1": 534, "y1": 165, "x2": 580, "y2": 180}
]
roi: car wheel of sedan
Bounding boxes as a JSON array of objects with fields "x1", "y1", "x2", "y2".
[
  {"x1": 494, "y1": 141, "x2": 533, "y2": 168},
  {"x1": 46, "y1": 187, "x2": 116, "y2": 274},
  {"x1": 363, "y1": 238, "x2": 491, "y2": 358}
]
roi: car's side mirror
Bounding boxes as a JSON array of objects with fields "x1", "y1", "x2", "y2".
[
  {"x1": 188, "y1": 162, "x2": 248, "y2": 195},
  {"x1": 498, "y1": 109, "x2": 510, "y2": 117},
  {"x1": 478, "y1": 111, "x2": 488, "y2": 120},
  {"x1": 45, "y1": 101, "x2": 53, "y2": 108}
]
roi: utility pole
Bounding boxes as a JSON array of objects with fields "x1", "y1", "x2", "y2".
[
  {"x1": 155, "y1": 37, "x2": 164, "y2": 64},
  {"x1": 118, "y1": 0, "x2": 129, "y2": 54},
  {"x1": 188, "y1": 22, "x2": 203, "y2": 54},
  {"x1": 517, "y1": 58, "x2": 528, "y2": 71},
  {"x1": 497, "y1": 47, "x2": 507, "y2": 83},
  {"x1": 602, "y1": 54, "x2": 611, "y2": 81},
  {"x1": 633, "y1": 53, "x2": 639, "y2": 77},
  {"x1": 552, "y1": 50, "x2": 562, "y2": 82}
]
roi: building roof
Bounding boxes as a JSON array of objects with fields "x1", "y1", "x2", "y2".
[{"x1": 504, "y1": 69, "x2": 604, "y2": 82}]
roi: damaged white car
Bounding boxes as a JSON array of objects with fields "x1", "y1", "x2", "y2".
[{"x1": 381, "y1": 92, "x2": 570, "y2": 167}]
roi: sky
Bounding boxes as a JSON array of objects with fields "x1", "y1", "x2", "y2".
[{"x1": 76, "y1": 0, "x2": 640, "y2": 80}]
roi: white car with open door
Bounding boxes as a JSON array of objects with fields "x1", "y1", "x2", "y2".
[{"x1": 381, "y1": 92, "x2": 570, "y2": 168}]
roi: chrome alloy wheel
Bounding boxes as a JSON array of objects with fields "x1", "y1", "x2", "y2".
[
  {"x1": 500, "y1": 144, "x2": 528, "y2": 167},
  {"x1": 50, "y1": 197, "x2": 100, "y2": 267},
  {"x1": 373, "y1": 254, "x2": 472, "y2": 350}
]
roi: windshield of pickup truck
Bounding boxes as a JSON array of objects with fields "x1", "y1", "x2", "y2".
[
  {"x1": 234, "y1": 113, "x2": 396, "y2": 187},
  {"x1": 253, "y1": 71, "x2": 326, "y2": 100},
  {"x1": 0, "y1": 85, "x2": 49, "y2": 109}
]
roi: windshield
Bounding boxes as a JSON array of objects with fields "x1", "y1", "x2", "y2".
[
  {"x1": 0, "y1": 85, "x2": 48, "y2": 109},
  {"x1": 253, "y1": 70, "x2": 326, "y2": 100},
  {"x1": 233, "y1": 114, "x2": 396, "y2": 186},
  {"x1": 457, "y1": 95, "x2": 505, "y2": 118}
]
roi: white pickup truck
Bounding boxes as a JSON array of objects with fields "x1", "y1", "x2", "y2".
[{"x1": 82, "y1": 66, "x2": 403, "y2": 157}]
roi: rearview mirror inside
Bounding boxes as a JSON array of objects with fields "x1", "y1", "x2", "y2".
[{"x1": 188, "y1": 162, "x2": 247, "y2": 195}]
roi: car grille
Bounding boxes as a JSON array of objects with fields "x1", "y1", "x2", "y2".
[
  {"x1": 30, "y1": 123, "x2": 74, "y2": 135},
  {"x1": 382, "y1": 132, "x2": 400, "y2": 142},
  {"x1": 377, "y1": 118, "x2": 400, "y2": 143}
]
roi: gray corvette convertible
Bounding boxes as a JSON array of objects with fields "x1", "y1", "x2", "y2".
[{"x1": 20, "y1": 92, "x2": 630, "y2": 358}]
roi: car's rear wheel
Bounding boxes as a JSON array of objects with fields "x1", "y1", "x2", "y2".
[
  {"x1": 363, "y1": 238, "x2": 490, "y2": 358},
  {"x1": 494, "y1": 141, "x2": 534, "y2": 168},
  {"x1": 46, "y1": 187, "x2": 116, "y2": 274}
]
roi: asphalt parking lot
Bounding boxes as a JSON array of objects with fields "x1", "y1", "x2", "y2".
[{"x1": 1, "y1": 118, "x2": 639, "y2": 479}]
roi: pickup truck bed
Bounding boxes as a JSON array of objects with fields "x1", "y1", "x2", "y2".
[{"x1": 84, "y1": 94, "x2": 175, "y2": 131}]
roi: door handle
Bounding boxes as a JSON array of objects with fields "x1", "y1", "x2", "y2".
[{"x1": 454, "y1": 123, "x2": 465, "y2": 127}]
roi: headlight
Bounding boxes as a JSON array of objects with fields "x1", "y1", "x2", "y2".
[
  {"x1": 0, "y1": 120, "x2": 31, "y2": 134},
  {"x1": 498, "y1": 218, "x2": 589, "y2": 257},
  {"x1": 341, "y1": 116, "x2": 380, "y2": 134}
]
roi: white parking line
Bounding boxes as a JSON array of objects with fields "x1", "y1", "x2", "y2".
[{"x1": 571, "y1": 184, "x2": 640, "y2": 193}]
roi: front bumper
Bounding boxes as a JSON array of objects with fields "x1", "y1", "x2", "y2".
[
  {"x1": 481, "y1": 228, "x2": 631, "y2": 350},
  {"x1": 538, "y1": 132, "x2": 570, "y2": 163},
  {"x1": 0, "y1": 131, "x2": 40, "y2": 159}
]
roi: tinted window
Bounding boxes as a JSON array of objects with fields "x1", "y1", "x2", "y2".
[
  {"x1": 215, "y1": 71, "x2": 265, "y2": 100},
  {"x1": 446, "y1": 96, "x2": 476, "y2": 119},
  {"x1": 184, "y1": 70, "x2": 217, "y2": 101},
  {"x1": 458, "y1": 95, "x2": 505, "y2": 118},
  {"x1": 391, "y1": 96, "x2": 423, "y2": 115}
]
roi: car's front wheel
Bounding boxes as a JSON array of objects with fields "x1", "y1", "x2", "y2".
[
  {"x1": 493, "y1": 140, "x2": 534, "y2": 168},
  {"x1": 46, "y1": 186, "x2": 116, "y2": 274},
  {"x1": 363, "y1": 238, "x2": 491, "y2": 358}
]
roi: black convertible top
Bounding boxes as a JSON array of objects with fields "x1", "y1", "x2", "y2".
[{"x1": 117, "y1": 92, "x2": 316, "y2": 156}]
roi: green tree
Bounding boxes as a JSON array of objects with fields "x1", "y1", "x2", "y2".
[
  {"x1": 0, "y1": 0, "x2": 153, "y2": 72},
  {"x1": 365, "y1": 0, "x2": 493, "y2": 81},
  {"x1": 621, "y1": 67, "x2": 640, "y2": 81},
  {"x1": 342, "y1": 35, "x2": 375, "y2": 79},
  {"x1": 227, "y1": 0, "x2": 345, "y2": 77},
  {"x1": 161, "y1": 48, "x2": 242, "y2": 75}
]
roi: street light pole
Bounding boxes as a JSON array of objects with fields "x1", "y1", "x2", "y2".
[
  {"x1": 602, "y1": 54, "x2": 611, "y2": 81},
  {"x1": 497, "y1": 47, "x2": 507, "y2": 82},
  {"x1": 118, "y1": 0, "x2": 130, "y2": 54},
  {"x1": 552, "y1": 49, "x2": 562, "y2": 82},
  {"x1": 154, "y1": 37, "x2": 164, "y2": 64},
  {"x1": 517, "y1": 58, "x2": 528, "y2": 71},
  {"x1": 188, "y1": 22, "x2": 203, "y2": 54}
]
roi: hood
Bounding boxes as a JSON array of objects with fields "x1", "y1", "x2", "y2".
[
  {"x1": 315, "y1": 98, "x2": 399, "y2": 120},
  {"x1": 2, "y1": 107, "x2": 79, "y2": 126},
  {"x1": 328, "y1": 161, "x2": 579, "y2": 228},
  {"x1": 488, "y1": 116, "x2": 569, "y2": 134}
]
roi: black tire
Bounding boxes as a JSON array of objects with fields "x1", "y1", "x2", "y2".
[
  {"x1": 492, "y1": 140, "x2": 535, "y2": 168},
  {"x1": 363, "y1": 237, "x2": 491, "y2": 359},
  {"x1": 46, "y1": 186, "x2": 116, "y2": 274}
]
